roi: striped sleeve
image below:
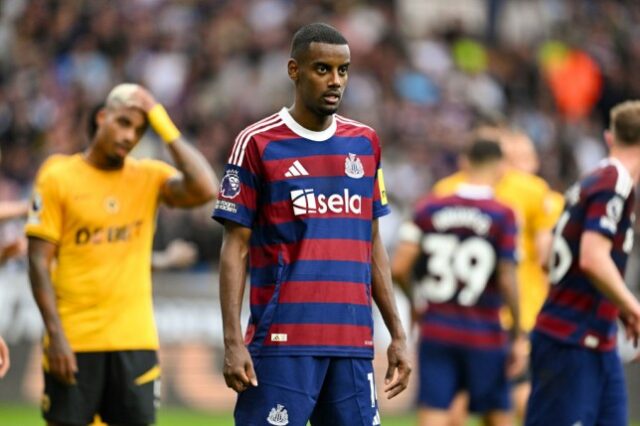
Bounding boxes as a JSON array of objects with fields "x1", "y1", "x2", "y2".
[
  {"x1": 371, "y1": 132, "x2": 390, "y2": 219},
  {"x1": 212, "y1": 136, "x2": 262, "y2": 228}
]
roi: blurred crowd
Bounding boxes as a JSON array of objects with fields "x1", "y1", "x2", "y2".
[{"x1": 2, "y1": 0, "x2": 640, "y2": 263}]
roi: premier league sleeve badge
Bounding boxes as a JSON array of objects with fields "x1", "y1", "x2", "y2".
[{"x1": 220, "y1": 169, "x2": 241, "y2": 199}]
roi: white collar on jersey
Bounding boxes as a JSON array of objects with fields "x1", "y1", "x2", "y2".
[
  {"x1": 455, "y1": 183, "x2": 494, "y2": 200},
  {"x1": 599, "y1": 156, "x2": 634, "y2": 197},
  {"x1": 278, "y1": 107, "x2": 337, "y2": 142}
]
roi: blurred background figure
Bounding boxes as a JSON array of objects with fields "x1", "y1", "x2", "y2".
[{"x1": 393, "y1": 139, "x2": 528, "y2": 426}]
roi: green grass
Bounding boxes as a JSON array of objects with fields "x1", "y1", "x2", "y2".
[
  {"x1": 2, "y1": 404, "x2": 638, "y2": 426},
  {"x1": 0, "y1": 404, "x2": 420, "y2": 426}
]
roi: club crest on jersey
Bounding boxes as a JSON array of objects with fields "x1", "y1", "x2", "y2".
[
  {"x1": 345, "y1": 153, "x2": 364, "y2": 179},
  {"x1": 220, "y1": 169, "x2": 241, "y2": 199},
  {"x1": 267, "y1": 404, "x2": 289, "y2": 425}
]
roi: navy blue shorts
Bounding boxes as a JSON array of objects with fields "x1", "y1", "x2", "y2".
[
  {"x1": 525, "y1": 332, "x2": 627, "y2": 426},
  {"x1": 417, "y1": 340, "x2": 510, "y2": 413},
  {"x1": 234, "y1": 356, "x2": 380, "y2": 426}
]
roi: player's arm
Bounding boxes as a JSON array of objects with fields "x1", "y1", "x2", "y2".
[
  {"x1": 390, "y1": 240, "x2": 420, "y2": 303},
  {"x1": 534, "y1": 229, "x2": 554, "y2": 269},
  {"x1": 371, "y1": 219, "x2": 411, "y2": 399},
  {"x1": 131, "y1": 87, "x2": 218, "y2": 208},
  {"x1": 27, "y1": 237, "x2": 77, "y2": 384},
  {"x1": 579, "y1": 231, "x2": 640, "y2": 340},
  {"x1": 219, "y1": 221, "x2": 257, "y2": 392},
  {"x1": 0, "y1": 200, "x2": 29, "y2": 221},
  {"x1": 496, "y1": 259, "x2": 528, "y2": 377},
  {"x1": 0, "y1": 335, "x2": 9, "y2": 378}
]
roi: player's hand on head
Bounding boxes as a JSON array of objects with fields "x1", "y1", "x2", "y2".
[
  {"x1": 131, "y1": 86, "x2": 157, "y2": 113},
  {"x1": 223, "y1": 343, "x2": 258, "y2": 393},
  {"x1": 383, "y1": 338, "x2": 411, "y2": 399},
  {"x1": 46, "y1": 333, "x2": 77, "y2": 385}
]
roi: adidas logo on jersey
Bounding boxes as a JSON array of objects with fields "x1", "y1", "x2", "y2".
[
  {"x1": 284, "y1": 160, "x2": 309, "y2": 177},
  {"x1": 290, "y1": 188, "x2": 362, "y2": 216}
]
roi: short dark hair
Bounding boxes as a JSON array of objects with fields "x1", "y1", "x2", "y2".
[
  {"x1": 610, "y1": 100, "x2": 640, "y2": 145},
  {"x1": 467, "y1": 139, "x2": 503, "y2": 166},
  {"x1": 290, "y1": 23, "x2": 348, "y2": 60}
]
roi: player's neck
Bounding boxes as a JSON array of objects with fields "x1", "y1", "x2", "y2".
[
  {"x1": 83, "y1": 147, "x2": 125, "y2": 171},
  {"x1": 610, "y1": 147, "x2": 640, "y2": 183},
  {"x1": 287, "y1": 105, "x2": 333, "y2": 132}
]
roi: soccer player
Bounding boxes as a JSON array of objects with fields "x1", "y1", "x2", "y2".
[
  {"x1": 392, "y1": 139, "x2": 528, "y2": 426},
  {"x1": 213, "y1": 23, "x2": 411, "y2": 425},
  {"x1": 0, "y1": 335, "x2": 9, "y2": 378},
  {"x1": 526, "y1": 101, "x2": 640, "y2": 425},
  {"x1": 432, "y1": 127, "x2": 561, "y2": 422},
  {"x1": 26, "y1": 83, "x2": 217, "y2": 426}
]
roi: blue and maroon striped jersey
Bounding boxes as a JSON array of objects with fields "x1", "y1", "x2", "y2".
[
  {"x1": 535, "y1": 158, "x2": 636, "y2": 351},
  {"x1": 400, "y1": 185, "x2": 518, "y2": 350},
  {"x1": 213, "y1": 108, "x2": 390, "y2": 358}
]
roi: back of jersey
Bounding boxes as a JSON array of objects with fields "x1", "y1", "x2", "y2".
[
  {"x1": 536, "y1": 158, "x2": 635, "y2": 351},
  {"x1": 408, "y1": 185, "x2": 517, "y2": 350}
]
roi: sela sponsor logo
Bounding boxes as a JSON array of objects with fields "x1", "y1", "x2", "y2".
[
  {"x1": 267, "y1": 404, "x2": 289, "y2": 425},
  {"x1": 284, "y1": 160, "x2": 309, "y2": 177},
  {"x1": 345, "y1": 153, "x2": 364, "y2": 178},
  {"x1": 220, "y1": 169, "x2": 241, "y2": 199},
  {"x1": 290, "y1": 188, "x2": 362, "y2": 216}
]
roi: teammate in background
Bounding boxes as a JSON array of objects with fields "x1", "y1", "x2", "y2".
[
  {"x1": 0, "y1": 148, "x2": 29, "y2": 263},
  {"x1": 26, "y1": 83, "x2": 217, "y2": 426},
  {"x1": 432, "y1": 126, "x2": 561, "y2": 423},
  {"x1": 0, "y1": 335, "x2": 9, "y2": 378},
  {"x1": 393, "y1": 140, "x2": 527, "y2": 426},
  {"x1": 526, "y1": 101, "x2": 640, "y2": 425},
  {"x1": 213, "y1": 23, "x2": 411, "y2": 425}
]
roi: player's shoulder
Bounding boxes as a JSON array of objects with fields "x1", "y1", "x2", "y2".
[
  {"x1": 486, "y1": 197, "x2": 517, "y2": 220},
  {"x1": 228, "y1": 112, "x2": 289, "y2": 165},
  {"x1": 335, "y1": 114, "x2": 377, "y2": 140},
  {"x1": 588, "y1": 159, "x2": 634, "y2": 198},
  {"x1": 431, "y1": 171, "x2": 466, "y2": 196},
  {"x1": 130, "y1": 157, "x2": 176, "y2": 175},
  {"x1": 413, "y1": 192, "x2": 440, "y2": 213},
  {"x1": 36, "y1": 153, "x2": 80, "y2": 180},
  {"x1": 502, "y1": 169, "x2": 548, "y2": 192}
]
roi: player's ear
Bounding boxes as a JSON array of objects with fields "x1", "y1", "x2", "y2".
[
  {"x1": 604, "y1": 129, "x2": 614, "y2": 148},
  {"x1": 95, "y1": 108, "x2": 108, "y2": 127},
  {"x1": 288, "y1": 58, "x2": 299, "y2": 82}
]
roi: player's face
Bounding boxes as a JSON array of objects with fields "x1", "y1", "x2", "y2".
[
  {"x1": 95, "y1": 106, "x2": 147, "y2": 167},
  {"x1": 294, "y1": 42, "x2": 350, "y2": 116}
]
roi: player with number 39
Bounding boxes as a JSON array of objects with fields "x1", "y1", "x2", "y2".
[{"x1": 392, "y1": 139, "x2": 528, "y2": 426}]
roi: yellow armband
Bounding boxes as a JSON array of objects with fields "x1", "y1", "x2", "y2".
[{"x1": 148, "y1": 104, "x2": 181, "y2": 143}]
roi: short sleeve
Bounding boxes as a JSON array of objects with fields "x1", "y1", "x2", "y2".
[
  {"x1": 498, "y1": 207, "x2": 518, "y2": 262},
  {"x1": 25, "y1": 167, "x2": 63, "y2": 244},
  {"x1": 212, "y1": 137, "x2": 262, "y2": 228},
  {"x1": 371, "y1": 133, "x2": 390, "y2": 219},
  {"x1": 584, "y1": 190, "x2": 625, "y2": 239}
]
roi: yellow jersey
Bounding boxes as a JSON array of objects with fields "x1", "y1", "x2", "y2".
[
  {"x1": 432, "y1": 169, "x2": 563, "y2": 331},
  {"x1": 25, "y1": 154, "x2": 177, "y2": 351}
]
